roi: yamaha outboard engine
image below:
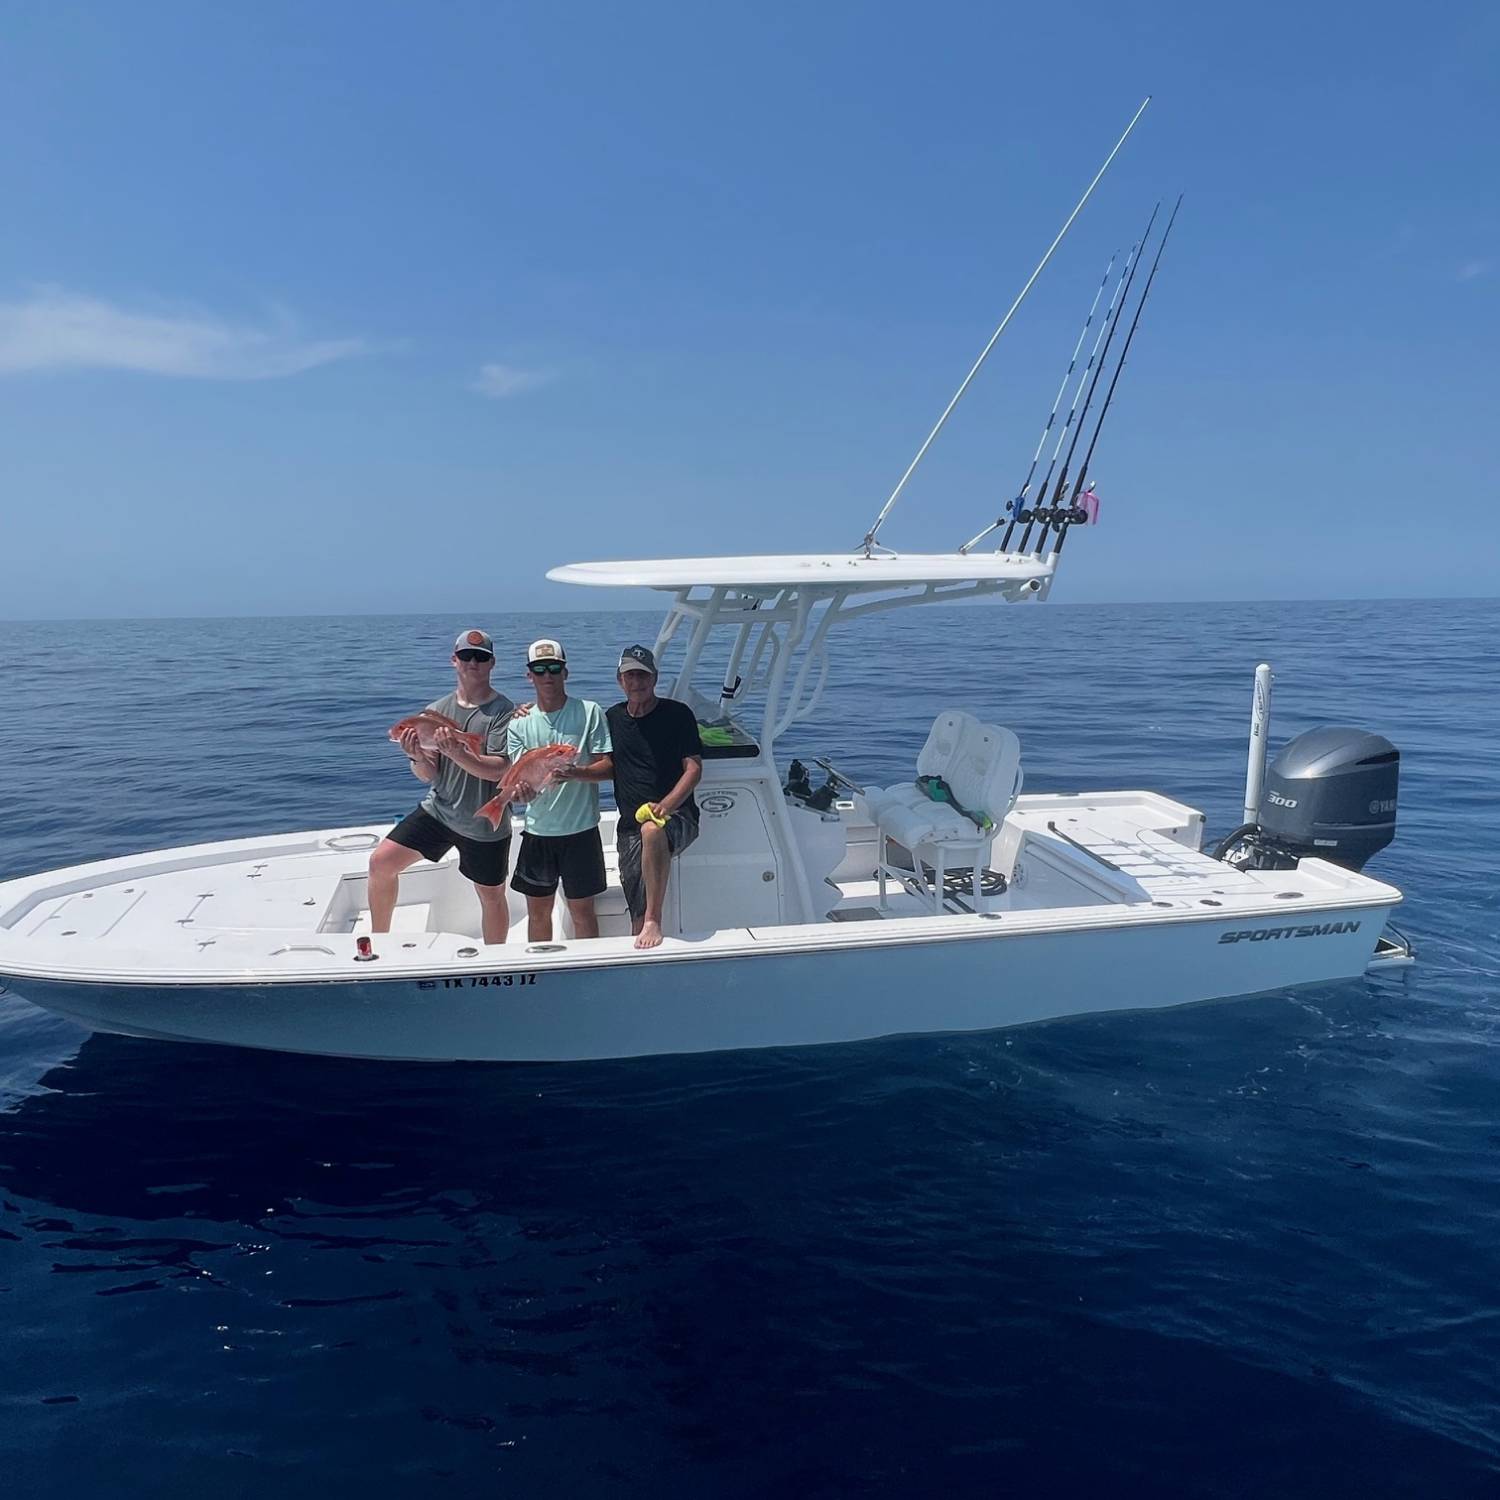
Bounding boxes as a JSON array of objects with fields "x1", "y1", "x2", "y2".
[{"x1": 1217, "y1": 727, "x2": 1399, "y2": 873}]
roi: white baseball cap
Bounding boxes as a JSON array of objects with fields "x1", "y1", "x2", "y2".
[{"x1": 527, "y1": 638, "x2": 566, "y2": 667}]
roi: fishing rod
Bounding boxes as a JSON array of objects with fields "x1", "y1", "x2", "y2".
[
  {"x1": 1041, "y1": 193, "x2": 1182, "y2": 559},
  {"x1": 958, "y1": 250, "x2": 1116, "y2": 555},
  {"x1": 991, "y1": 234, "x2": 1142, "y2": 553},
  {"x1": 1012, "y1": 199, "x2": 1160, "y2": 552},
  {"x1": 858, "y1": 96, "x2": 1151, "y2": 557},
  {"x1": 1010, "y1": 199, "x2": 1160, "y2": 553}
]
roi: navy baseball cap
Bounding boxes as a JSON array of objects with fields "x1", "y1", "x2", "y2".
[{"x1": 617, "y1": 644, "x2": 657, "y2": 676}]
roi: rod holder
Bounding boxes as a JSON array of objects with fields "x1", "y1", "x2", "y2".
[{"x1": 1243, "y1": 662, "x2": 1274, "y2": 826}]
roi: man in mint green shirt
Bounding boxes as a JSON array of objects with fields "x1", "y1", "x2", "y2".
[{"x1": 506, "y1": 637, "x2": 612, "y2": 941}]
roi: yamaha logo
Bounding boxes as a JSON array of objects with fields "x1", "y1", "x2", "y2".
[{"x1": 1369, "y1": 798, "x2": 1396, "y2": 815}]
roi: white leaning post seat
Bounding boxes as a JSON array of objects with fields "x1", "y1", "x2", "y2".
[{"x1": 859, "y1": 710, "x2": 1023, "y2": 912}]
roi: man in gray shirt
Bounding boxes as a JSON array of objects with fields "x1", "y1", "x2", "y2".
[{"x1": 368, "y1": 628, "x2": 516, "y2": 944}]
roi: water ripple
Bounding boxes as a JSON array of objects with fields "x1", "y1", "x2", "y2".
[{"x1": 1, "y1": 602, "x2": 1498, "y2": 1496}]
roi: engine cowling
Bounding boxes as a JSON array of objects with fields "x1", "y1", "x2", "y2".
[{"x1": 1254, "y1": 726, "x2": 1399, "y2": 872}]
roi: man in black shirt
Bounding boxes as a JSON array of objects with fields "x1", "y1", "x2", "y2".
[{"x1": 605, "y1": 644, "x2": 702, "y2": 948}]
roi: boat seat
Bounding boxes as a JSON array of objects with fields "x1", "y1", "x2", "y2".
[{"x1": 858, "y1": 710, "x2": 1023, "y2": 912}]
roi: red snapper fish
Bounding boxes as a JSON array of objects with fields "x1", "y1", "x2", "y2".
[
  {"x1": 388, "y1": 710, "x2": 485, "y2": 757},
  {"x1": 478, "y1": 743, "x2": 578, "y2": 829}
]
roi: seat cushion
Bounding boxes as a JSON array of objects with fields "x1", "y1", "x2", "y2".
[
  {"x1": 946, "y1": 722, "x2": 1022, "y2": 823},
  {"x1": 880, "y1": 800, "x2": 988, "y2": 851},
  {"x1": 862, "y1": 782, "x2": 924, "y2": 819},
  {"x1": 856, "y1": 786, "x2": 899, "y2": 823},
  {"x1": 915, "y1": 710, "x2": 977, "y2": 782}
]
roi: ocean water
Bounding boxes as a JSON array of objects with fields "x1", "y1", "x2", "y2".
[{"x1": 1, "y1": 599, "x2": 1497, "y2": 1497}]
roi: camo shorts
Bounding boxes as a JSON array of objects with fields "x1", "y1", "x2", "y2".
[{"x1": 616, "y1": 807, "x2": 700, "y2": 922}]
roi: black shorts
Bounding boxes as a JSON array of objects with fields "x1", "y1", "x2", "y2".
[
  {"x1": 512, "y1": 827, "x2": 607, "y2": 901},
  {"x1": 388, "y1": 806, "x2": 512, "y2": 888},
  {"x1": 616, "y1": 806, "x2": 699, "y2": 921}
]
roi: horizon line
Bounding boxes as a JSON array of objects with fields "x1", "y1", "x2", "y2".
[{"x1": 3, "y1": 593, "x2": 1497, "y2": 626}]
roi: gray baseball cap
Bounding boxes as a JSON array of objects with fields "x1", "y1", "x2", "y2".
[{"x1": 454, "y1": 628, "x2": 494, "y2": 655}]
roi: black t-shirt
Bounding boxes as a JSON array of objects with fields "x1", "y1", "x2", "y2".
[{"x1": 606, "y1": 697, "x2": 701, "y2": 818}]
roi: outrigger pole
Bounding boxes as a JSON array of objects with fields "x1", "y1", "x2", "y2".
[
  {"x1": 858, "y1": 96, "x2": 1151, "y2": 558},
  {"x1": 958, "y1": 250, "x2": 1116, "y2": 555},
  {"x1": 1040, "y1": 193, "x2": 1182, "y2": 559},
  {"x1": 1010, "y1": 198, "x2": 1159, "y2": 553}
]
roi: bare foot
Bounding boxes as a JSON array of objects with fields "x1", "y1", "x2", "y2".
[{"x1": 635, "y1": 919, "x2": 663, "y2": 950}]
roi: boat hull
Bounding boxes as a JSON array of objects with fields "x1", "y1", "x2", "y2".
[{"x1": 1, "y1": 904, "x2": 1391, "y2": 1062}]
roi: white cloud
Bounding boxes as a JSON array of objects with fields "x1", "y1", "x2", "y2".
[
  {"x1": 1457, "y1": 259, "x2": 1493, "y2": 282},
  {"x1": 0, "y1": 287, "x2": 369, "y2": 379},
  {"x1": 472, "y1": 361, "x2": 553, "y2": 399}
]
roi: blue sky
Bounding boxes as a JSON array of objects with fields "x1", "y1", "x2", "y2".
[{"x1": 2, "y1": 1, "x2": 1496, "y2": 618}]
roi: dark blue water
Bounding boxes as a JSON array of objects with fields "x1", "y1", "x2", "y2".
[{"x1": 2, "y1": 601, "x2": 1498, "y2": 1497}]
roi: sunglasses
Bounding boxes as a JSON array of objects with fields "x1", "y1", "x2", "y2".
[
  {"x1": 455, "y1": 650, "x2": 493, "y2": 663},
  {"x1": 528, "y1": 661, "x2": 565, "y2": 675}
]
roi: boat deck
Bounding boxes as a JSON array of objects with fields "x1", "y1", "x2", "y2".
[{"x1": 0, "y1": 792, "x2": 1401, "y2": 988}]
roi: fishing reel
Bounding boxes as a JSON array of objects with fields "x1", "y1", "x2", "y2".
[
  {"x1": 1010, "y1": 503, "x2": 1089, "y2": 529},
  {"x1": 1003, "y1": 476, "x2": 1100, "y2": 535}
]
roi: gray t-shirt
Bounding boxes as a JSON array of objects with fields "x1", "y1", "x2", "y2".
[{"x1": 420, "y1": 689, "x2": 516, "y2": 842}]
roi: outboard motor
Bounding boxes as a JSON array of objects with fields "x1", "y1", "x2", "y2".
[{"x1": 1217, "y1": 727, "x2": 1399, "y2": 873}]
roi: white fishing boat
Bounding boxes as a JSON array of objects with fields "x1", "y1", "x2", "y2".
[
  {"x1": 0, "y1": 544, "x2": 1408, "y2": 1061},
  {"x1": 0, "y1": 104, "x2": 1412, "y2": 1061}
]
